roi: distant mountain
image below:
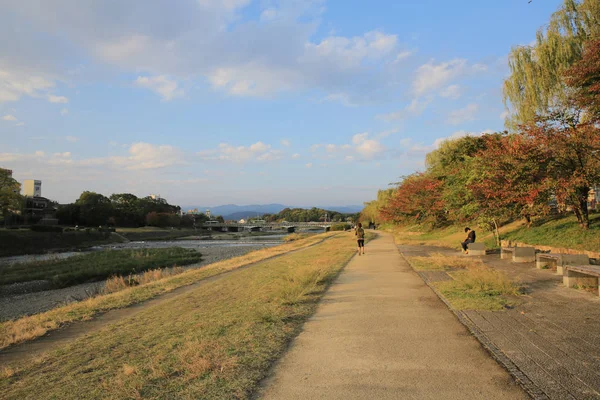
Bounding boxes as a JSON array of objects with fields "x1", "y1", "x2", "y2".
[
  {"x1": 223, "y1": 211, "x2": 265, "y2": 221},
  {"x1": 319, "y1": 205, "x2": 363, "y2": 213},
  {"x1": 181, "y1": 203, "x2": 363, "y2": 217},
  {"x1": 181, "y1": 203, "x2": 287, "y2": 217}
]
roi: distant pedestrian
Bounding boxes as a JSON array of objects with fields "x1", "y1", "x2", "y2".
[
  {"x1": 355, "y1": 222, "x2": 365, "y2": 255},
  {"x1": 461, "y1": 227, "x2": 476, "y2": 254}
]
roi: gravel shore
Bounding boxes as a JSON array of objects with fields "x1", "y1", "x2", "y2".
[{"x1": 0, "y1": 245, "x2": 268, "y2": 322}]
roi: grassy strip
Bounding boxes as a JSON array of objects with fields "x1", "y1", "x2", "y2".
[
  {"x1": 433, "y1": 266, "x2": 521, "y2": 311},
  {"x1": 0, "y1": 233, "x2": 335, "y2": 351},
  {"x1": 407, "y1": 252, "x2": 480, "y2": 271},
  {"x1": 0, "y1": 233, "x2": 356, "y2": 399},
  {"x1": 504, "y1": 214, "x2": 600, "y2": 253},
  {"x1": 405, "y1": 253, "x2": 521, "y2": 311},
  {"x1": 0, "y1": 248, "x2": 202, "y2": 288}
]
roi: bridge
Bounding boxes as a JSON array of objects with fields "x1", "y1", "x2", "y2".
[{"x1": 200, "y1": 222, "x2": 333, "y2": 233}]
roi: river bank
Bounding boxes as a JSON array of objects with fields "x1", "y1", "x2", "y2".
[{"x1": 0, "y1": 243, "x2": 273, "y2": 321}]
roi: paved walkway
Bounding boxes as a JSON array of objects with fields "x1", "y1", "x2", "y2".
[
  {"x1": 259, "y1": 232, "x2": 526, "y2": 399},
  {"x1": 400, "y1": 244, "x2": 600, "y2": 400}
]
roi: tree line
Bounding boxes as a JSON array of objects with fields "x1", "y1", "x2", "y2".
[
  {"x1": 263, "y1": 207, "x2": 359, "y2": 223},
  {"x1": 362, "y1": 0, "x2": 600, "y2": 239},
  {"x1": 56, "y1": 192, "x2": 194, "y2": 227}
]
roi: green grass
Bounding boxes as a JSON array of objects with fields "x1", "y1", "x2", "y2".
[
  {"x1": 0, "y1": 248, "x2": 202, "y2": 288},
  {"x1": 0, "y1": 233, "x2": 356, "y2": 399},
  {"x1": 0, "y1": 229, "x2": 122, "y2": 257},
  {"x1": 504, "y1": 214, "x2": 600, "y2": 252}
]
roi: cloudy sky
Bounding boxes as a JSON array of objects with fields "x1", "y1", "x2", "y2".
[{"x1": 0, "y1": 0, "x2": 563, "y2": 207}]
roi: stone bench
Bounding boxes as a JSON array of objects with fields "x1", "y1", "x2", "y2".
[
  {"x1": 467, "y1": 242, "x2": 486, "y2": 256},
  {"x1": 501, "y1": 247, "x2": 536, "y2": 263},
  {"x1": 563, "y1": 265, "x2": 600, "y2": 296},
  {"x1": 536, "y1": 253, "x2": 590, "y2": 275}
]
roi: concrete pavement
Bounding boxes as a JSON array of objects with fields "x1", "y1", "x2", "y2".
[{"x1": 259, "y1": 232, "x2": 526, "y2": 399}]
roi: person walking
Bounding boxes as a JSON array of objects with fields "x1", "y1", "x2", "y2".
[
  {"x1": 355, "y1": 222, "x2": 365, "y2": 255},
  {"x1": 461, "y1": 227, "x2": 476, "y2": 254}
]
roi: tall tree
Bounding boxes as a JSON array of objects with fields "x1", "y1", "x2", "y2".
[
  {"x1": 0, "y1": 169, "x2": 22, "y2": 225},
  {"x1": 524, "y1": 112, "x2": 600, "y2": 228},
  {"x1": 380, "y1": 173, "x2": 446, "y2": 227},
  {"x1": 503, "y1": 0, "x2": 600, "y2": 127},
  {"x1": 470, "y1": 133, "x2": 551, "y2": 231},
  {"x1": 564, "y1": 37, "x2": 600, "y2": 121}
]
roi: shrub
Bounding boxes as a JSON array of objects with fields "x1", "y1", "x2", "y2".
[
  {"x1": 30, "y1": 225, "x2": 63, "y2": 233},
  {"x1": 331, "y1": 223, "x2": 351, "y2": 231}
]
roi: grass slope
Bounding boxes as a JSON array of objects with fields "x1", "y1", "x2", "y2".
[
  {"x1": 0, "y1": 233, "x2": 334, "y2": 350},
  {"x1": 0, "y1": 233, "x2": 358, "y2": 399},
  {"x1": 503, "y1": 214, "x2": 600, "y2": 252},
  {"x1": 0, "y1": 248, "x2": 202, "y2": 288}
]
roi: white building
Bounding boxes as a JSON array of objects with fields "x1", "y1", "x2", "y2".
[{"x1": 23, "y1": 179, "x2": 42, "y2": 197}]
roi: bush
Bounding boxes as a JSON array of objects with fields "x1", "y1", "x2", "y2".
[
  {"x1": 30, "y1": 225, "x2": 63, "y2": 233},
  {"x1": 331, "y1": 223, "x2": 351, "y2": 231}
]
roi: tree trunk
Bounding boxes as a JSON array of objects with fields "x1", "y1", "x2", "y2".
[
  {"x1": 579, "y1": 186, "x2": 590, "y2": 229},
  {"x1": 493, "y1": 218, "x2": 501, "y2": 247},
  {"x1": 524, "y1": 214, "x2": 532, "y2": 228}
]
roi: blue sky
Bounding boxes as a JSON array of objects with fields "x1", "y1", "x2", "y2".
[{"x1": 0, "y1": 0, "x2": 563, "y2": 207}]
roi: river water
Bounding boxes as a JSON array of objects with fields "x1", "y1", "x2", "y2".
[{"x1": 0, "y1": 234, "x2": 287, "y2": 266}]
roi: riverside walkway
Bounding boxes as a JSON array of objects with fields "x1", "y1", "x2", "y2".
[{"x1": 260, "y1": 232, "x2": 526, "y2": 399}]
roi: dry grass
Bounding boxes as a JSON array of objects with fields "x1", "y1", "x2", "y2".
[
  {"x1": 283, "y1": 233, "x2": 310, "y2": 242},
  {"x1": 434, "y1": 265, "x2": 521, "y2": 311},
  {"x1": 0, "y1": 233, "x2": 357, "y2": 400},
  {"x1": 103, "y1": 266, "x2": 187, "y2": 294},
  {"x1": 407, "y1": 252, "x2": 482, "y2": 271},
  {"x1": 0, "y1": 232, "x2": 336, "y2": 351},
  {"x1": 405, "y1": 252, "x2": 521, "y2": 311}
]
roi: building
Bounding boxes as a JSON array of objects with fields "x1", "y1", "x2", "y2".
[
  {"x1": 23, "y1": 179, "x2": 42, "y2": 197},
  {"x1": 149, "y1": 194, "x2": 164, "y2": 201}
]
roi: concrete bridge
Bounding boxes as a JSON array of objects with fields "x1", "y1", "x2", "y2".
[{"x1": 200, "y1": 222, "x2": 333, "y2": 233}]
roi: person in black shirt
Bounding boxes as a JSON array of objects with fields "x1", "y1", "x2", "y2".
[{"x1": 461, "y1": 227, "x2": 476, "y2": 254}]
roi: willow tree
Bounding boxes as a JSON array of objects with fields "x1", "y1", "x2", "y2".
[{"x1": 503, "y1": 0, "x2": 600, "y2": 127}]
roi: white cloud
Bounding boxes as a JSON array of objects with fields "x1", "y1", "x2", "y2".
[
  {"x1": 0, "y1": 68, "x2": 55, "y2": 103},
  {"x1": 440, "y1": 84, "x2": 461, "y2": 99},
  {"x1": 61, "y1": 108, "x2": 69, "y2": 116},
  {"x1": 65, "y1": 136, "x2": 79, "y2": 143},
  {"x1": 292, "y1": 153, "x2": 300, "y2": 159},
  {"x1": 446, "y1": 103, "x2": 479, "y2": 125},
  {"x1": 312, "y1": 132, "x2": 385, "y2": 161},
  {"x1": 15, "y1": 122, "x2": 25, "y2": 126},
  {"x1": 125, "y1": 142, "x2": 185, "y2": 169},
  {"x1": 413, "y1": 59, "x2": 487, "y2": 96},
  {"x1": 48, "y1": 95, "x2": 68, "y2": 103},
  {"x1": 134, "y1": 75, "x2": 183, "y2": 101},
  {"x1": 352, "y1": 133, "x2": 385, "y2": 160},
  {"x1": 198, "y1": 141, "x2": 284, "y2": 163},
  {"x1": 260, "y1": 8, "x2": 278, "y2": 21},
  {"x1": 305, "y1": 162, "x2": 313, "y2": 168},
  {"x1": 414, "y1": 59, "x2": 466, "y2": 96},
  {"x1": 500, "y1": 110, "x2": 509, "y2": 120},
  {"x1": 377, "y1": 97, "x2": 431, "y2": 121},
  {"x1": 394, "y1": 51, "x2": 413, "y2": 63},
  {"x1": 2, "y1": 114, "x2": 17, "y2": 121},
  {"x1": 280, "y1": 139, "x2": 291, "y2": 147}
]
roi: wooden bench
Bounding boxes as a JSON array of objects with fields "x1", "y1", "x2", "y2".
[
  {"x1": 536, "y1": 253, "x2": 590, "y2": 275},
  {"x1": 563, "y1": 265, "x2": 600, "y2": 296},
  {"x1": 466, "y1": 242, "x2": 485, "y2": 256},
  {"x1": 501, "y1": 247, "x2": 535, "y2": 263}
]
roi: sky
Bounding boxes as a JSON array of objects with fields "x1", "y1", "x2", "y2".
[{"x1": 0, "y1": 0, "x2": 564, "y2": 207}]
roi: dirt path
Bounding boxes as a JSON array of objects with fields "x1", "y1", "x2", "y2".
[
  {"x1": 258, "y1": 232, "x2": 526, "y2": 399},
  {"x1": 0, "y1": 235, "x2": 336, "y2": 367}
]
